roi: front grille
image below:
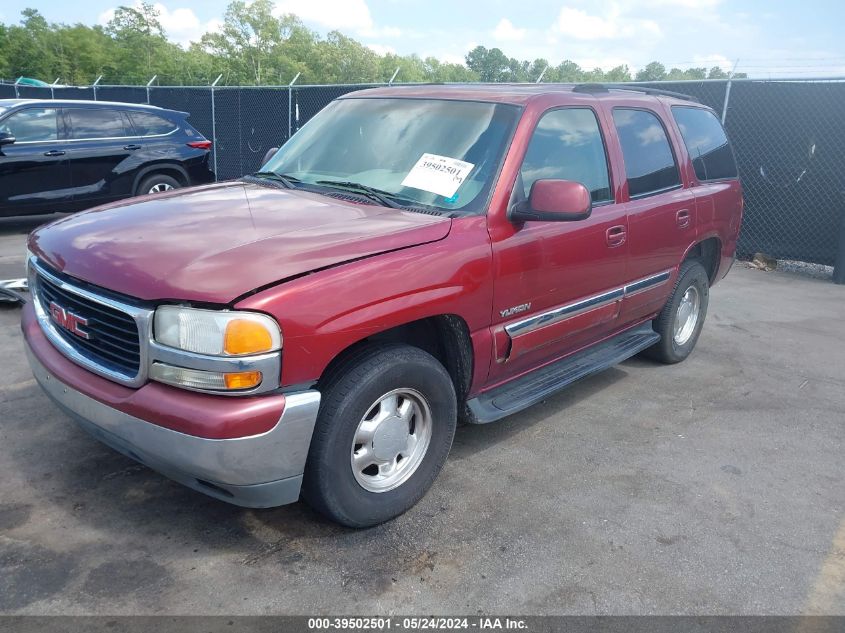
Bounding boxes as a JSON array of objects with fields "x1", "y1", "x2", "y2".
[{"x1": 35, "y1": 269, "x2": 142, "y2": 377}]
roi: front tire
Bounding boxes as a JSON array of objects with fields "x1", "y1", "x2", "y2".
[
  {"x1": 302, "y1": 344, "x2": 457, "y2": 528},
  {"x1": 645, "y1": 259, "x2": 710, "y2": 364}
]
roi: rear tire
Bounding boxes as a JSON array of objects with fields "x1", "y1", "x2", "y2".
[
  {"x1": 645, "y1": 259, "x2": 710, "y2": 364},
  {"x1": 137, "y1": 173, "x2": 181, "y2": 196},
  {"x1": 302, "y1": 344, "x2": 457, "y2": 528}
]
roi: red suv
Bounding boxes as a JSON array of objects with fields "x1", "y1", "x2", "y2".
[{"x1": 23, "y1": 84, "x2": 743, "y2": 527}]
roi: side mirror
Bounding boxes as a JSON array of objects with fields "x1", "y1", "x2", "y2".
[
  {"x1": 261, "y1": 147, "x2": 279, "y2": 168},
  {"x1": 510, "y1": 179, "x2": 592, "y2": 223},
  {"x1": 0, "y1": 132, "x2": 16, "y2": 147}
]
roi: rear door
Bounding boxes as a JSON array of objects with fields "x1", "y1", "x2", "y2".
[
  {"x1": 670, "y1": 106, "x2": 743, "y2": 267},
  {"x1": 602, "y1": 104, "x2": 697, "y2": 325},
  {"x1": 63, "y1": 107, "x2": 136, "y2": 208},
  {"x1": 0, "y1": 106, "x2": 72, "y2": 215}
]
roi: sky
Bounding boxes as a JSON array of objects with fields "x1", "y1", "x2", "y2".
[{"x1": 3, "y1": 0, "x2": 845, "y2": 78}]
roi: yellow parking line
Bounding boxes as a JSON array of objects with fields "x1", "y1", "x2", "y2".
[
  {"x1": 0, "y1": 378, "x2": 36, "y2": 392},
  {"x1": 804, "y1": 516, "x2": 845, "y2": 614}
]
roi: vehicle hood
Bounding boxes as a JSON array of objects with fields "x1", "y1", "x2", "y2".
[{"x1": 30, "y1": 182, "x2": 452, "y2": 303}]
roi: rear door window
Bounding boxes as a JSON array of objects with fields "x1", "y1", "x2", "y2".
[
  {"x1": 67, "y1": 109, "x2": 131, "y2": 139},
  {"x1": 612, "y1": 108, "x2": 681, "y2": 197},
  {"x1": 520, "y1": 108, "x2": 612, "y2": 203},
  {"x1": 0, "y1": 108, "x2": 59, "y2": 142},
  {"x1": 128, "y1": 111, "x2": 178, "y2": 136},
  {"x1": 672, "y1": 106, "x2": 738, "y2": 181}
]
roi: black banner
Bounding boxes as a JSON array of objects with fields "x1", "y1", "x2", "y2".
[{"x1": 0, "y1": 617, "x2": 843, "y2": 633}]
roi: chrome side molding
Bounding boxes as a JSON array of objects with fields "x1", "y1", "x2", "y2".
[{"x1": 504, "y1": 270, "x2": 672, "y2": 338}]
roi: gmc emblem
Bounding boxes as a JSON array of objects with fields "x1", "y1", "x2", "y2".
[{"x1": 49, "y1": 301, "x2": 91, "y2": 340}]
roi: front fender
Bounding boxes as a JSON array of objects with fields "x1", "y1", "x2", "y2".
[{"x1": 237, "y1": 216, "x2": 493, "y2": 389}]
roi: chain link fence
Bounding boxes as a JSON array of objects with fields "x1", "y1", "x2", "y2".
[{"x1": 2, "y1": 78, "x2": 844, "y2": 272}]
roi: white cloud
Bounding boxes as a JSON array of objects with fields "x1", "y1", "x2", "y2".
[
  {"x1": 692, "y1": 53, "x2": 733, "y2": 69},
  {"x1": 366, "y1": 43, "x2": 396, "y2": 56},
  {"x1": 439, "y1": 52, "x2": 467, "y2": 65},
  {"x1": 492, "y1": 18, "x2": 526, "y2": 42},
  {"x1": 98, "y1": 2, "x2": 221, "y2": 46},
  {"x1": 273, "y1": 0, "x2": 373, "y2": 33},
  {"x1": 645, "y1": 0, "x2": 722, "y2": 8},
  {"x1": 553, "y1": 6, "x2": 661, "y2": 41},
  {"x1": 577, "y1": 56, "x2": 633, "y2": 71},
  {"x1": 359, "y1": 25, "x2": 403, "y2": 38}
]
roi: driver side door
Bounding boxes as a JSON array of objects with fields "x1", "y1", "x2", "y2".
[
  {"x1": 488, "y1": 106, "x2": 629, "y2": 385},
  {"x1": 0, "y1": 106, "x2": 72, "y2": 216}
]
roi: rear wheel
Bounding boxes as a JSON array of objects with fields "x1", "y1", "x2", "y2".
[
  {"x1": 302, "y1": 344, "x2": 457, "y2": 528},
  {"x1": 645, "y1": 259, "x2": 710, "y2": 364},
  {"x1": 137, "y1": 173, "x2": 181, "y2": 196}
]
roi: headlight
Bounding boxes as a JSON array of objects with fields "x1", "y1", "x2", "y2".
[{"x1": 154, "y1": 306, "x2": 282, "y2": 356}]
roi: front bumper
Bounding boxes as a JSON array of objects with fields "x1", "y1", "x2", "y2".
[{"x1": 23, "y1": 305, "x2": 321, "y2": 508}]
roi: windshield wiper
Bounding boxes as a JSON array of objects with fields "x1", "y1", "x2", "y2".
[
  {"x1": 314, "y1": 180, "x2": 407, "y2": 210},
  {"x1": 251, "y1": 171, "x2": 301, "y2": 189}
]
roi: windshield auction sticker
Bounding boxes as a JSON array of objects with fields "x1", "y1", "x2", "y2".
[{"x1": 401, "y1": 153, "x2": 475, "y2": 198}]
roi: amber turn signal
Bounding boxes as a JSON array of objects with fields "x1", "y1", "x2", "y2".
[
  {"x1": 224, "y1": 319, "x2": 274, "y2": 355},
  {"x1": 224, "y1": 371, "x2": 263, "y2": 390}
]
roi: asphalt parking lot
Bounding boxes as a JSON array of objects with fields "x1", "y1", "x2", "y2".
[{"x1": 0, "y1": 215, "x2": 843, "y2": 616}]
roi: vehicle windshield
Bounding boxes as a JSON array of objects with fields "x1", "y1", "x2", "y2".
[{"x1": 263, "y1": 97, "x2": 520, "y2": 213}]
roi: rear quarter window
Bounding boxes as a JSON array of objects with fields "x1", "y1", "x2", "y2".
[
  {"x1": 672, "y1": 106, "x2": 738, "y2": 181},
  {"x1": 128, "y1": 111, "x2": 178, "y2": 136}
]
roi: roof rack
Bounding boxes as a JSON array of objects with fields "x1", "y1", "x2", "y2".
[{"x1": 572, "y1": 83, "x2": 699, "y2": 102}]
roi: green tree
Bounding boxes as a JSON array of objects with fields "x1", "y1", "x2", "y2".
[
  {"x1": 604, "y1": 65, "x2": 632, "y2": 82},
  {"x1": 52, "y1": 24, "x2": 116, "y2": 85},
  {"x1": 553, "y1": 60, "x2": 585, "y2": 82},
  {"x1": 199, "y1": 0, "x2": 284, "y2": 84},
  {"x1": 5, "y1": 9, "x2": 56, "y2": 80},
  {"x1": 312, "y1": 31, "x2": 380, "y2": 83},
  {"x1": 465, "y1": 46, "x2": 511, "y2": 82},
  {"x1": 106, "y1": 2, "x2": 180, "y2": 83},
  {"x1": 635, "y1": 61, "x2": 667, "y2": 81},
  {"x1": 0, "y1": 4, "x2": 751, "y2": 86},
  {"x1": 0, "y1": 25, "x2": 9, "y2": 78}
]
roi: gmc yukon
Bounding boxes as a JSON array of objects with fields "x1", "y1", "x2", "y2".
[{"x1": 23, "y1": 84, "x2": 743, "y2": 527}]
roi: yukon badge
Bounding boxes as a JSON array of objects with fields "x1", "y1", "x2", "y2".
[{"x1": 500, "y1": 303, "x2": 531, "y2": 318}]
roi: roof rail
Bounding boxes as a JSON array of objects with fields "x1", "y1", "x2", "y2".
[{"x1": 572, "y1": 83, "x2": 699, "y2": 102}]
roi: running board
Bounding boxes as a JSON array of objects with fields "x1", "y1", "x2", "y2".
[{"x1": 466, "y1": 324, "x2": 660, "y2": 424}]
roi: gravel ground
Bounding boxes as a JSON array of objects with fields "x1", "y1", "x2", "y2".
[{"x1": 1, "y1": 217, "x2": 843, "y2": 616}]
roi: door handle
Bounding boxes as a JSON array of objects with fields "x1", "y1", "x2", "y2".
[
  {"x1": 676, "y1": 209, "x2": 691, "y2": 228},
  {"x1": 606, "y1": 225, "x2": 627, "y2": 247},
  {"x1": 123, "y1": 144, "x2": 142, "y2": 151},
  {"x1": 43, "y1": 150, "x2": 65, "y2": 157}
]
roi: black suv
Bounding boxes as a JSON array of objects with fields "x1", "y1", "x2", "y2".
[{"x1": 0, "y1": 100, "x2": 215, "y2": 216}]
